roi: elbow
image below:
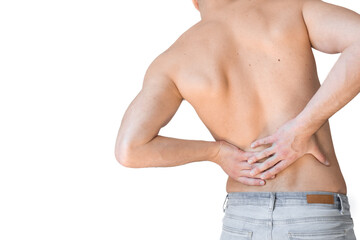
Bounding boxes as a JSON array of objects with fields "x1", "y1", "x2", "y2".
[
  {"x1": 114, "y1": 140, "x2": 141, "y2": 168},
  {"x1": 114, "y1": 148, "x2": 132, "y2": 168}
]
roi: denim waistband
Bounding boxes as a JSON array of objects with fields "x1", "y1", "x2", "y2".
[{"x1": 223, "y1": 191, "x2": 349, "y2": 214}]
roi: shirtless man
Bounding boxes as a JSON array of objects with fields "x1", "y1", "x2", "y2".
[{"x1": 115, "y1": 0, "x2": 359, "y2": 239}]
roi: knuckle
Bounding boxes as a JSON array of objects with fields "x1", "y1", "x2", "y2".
[
  {"x1": 268, "y1": 168, "x2": 276, "y2": 175},
  {"x1": 283, "y1": 149, "x2": 290, "y2": 156},
  {"x1": 272, "y1": 146, "x2": 280, "y2": 154},
  {"x1": 262, "y1": 173, "x2": 270, "y2": 179},
  {"x1": 266, "y1": 151, "x2": 274, "y2": 158},
  {"x1": 253, "y1": 163, "x2": 261, "y2": 169},
  {"x1": 264, "y1": 161, "x2": 272, "y2": 168},
  {"x1": 249, "y1": 156, "x2": 257, "y2": 163},
  {"x1": 255, "y1": 173, "x2": 264, "y2": 179},
  {"x1": 278, "y1": 151, "x2": 287, "y2": 158},
  {"x1": 266, "y1": 174, "x2": 274, "y2": 179},
  {"x1": 259, "y1": 164, "x2": 267, "y2": 171},
  {"x1": 265, "y1": 171, "x2": 274, "y2": 178},
  {"x1": 272, "y1": 165, "x2": 282, "y2": 173}
]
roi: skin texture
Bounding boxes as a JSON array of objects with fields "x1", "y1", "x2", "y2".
[{"x1": 115, "y1": 0, "x2": 360, "y2": 194}]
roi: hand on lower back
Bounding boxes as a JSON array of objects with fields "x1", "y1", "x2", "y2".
[
  {"x1": 213, "y1": 140, "x2": 268, "y2": 186},
  {"x1": 247, "y1": 118, "x2": 330, "y2": 180}
]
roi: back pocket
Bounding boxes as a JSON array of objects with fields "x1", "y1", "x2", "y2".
[
  {"x1": 288, "y1": 230, "x2": 346, "y2": 240},
  {"x1": 220, "y1": 225, "x2": 252, "y2": 240}
]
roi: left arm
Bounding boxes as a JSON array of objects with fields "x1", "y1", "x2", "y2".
[{"x1": 114, "y1": 54, "x2": 265, "y2": 185}]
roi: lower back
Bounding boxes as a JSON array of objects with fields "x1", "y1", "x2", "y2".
[{"x1": 226, "y1": 121, "x2": 347, "y2": 194}]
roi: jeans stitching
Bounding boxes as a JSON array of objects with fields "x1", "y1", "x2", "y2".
[{"x1": 224, "y1": 213, "x2": 353, "y2": 225}]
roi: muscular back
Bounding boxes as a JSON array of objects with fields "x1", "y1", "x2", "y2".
[{"x1": 159, "y1": 0, "x2": 346, "y2": 193}]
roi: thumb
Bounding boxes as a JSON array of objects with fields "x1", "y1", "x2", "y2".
[{"x1": 309, "y1": 142, "x2": 329, "y2": 166}]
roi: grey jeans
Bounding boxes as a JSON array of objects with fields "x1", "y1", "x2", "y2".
[{"x1": 220, "y1": 191, "x2": 356, "y2": 240}]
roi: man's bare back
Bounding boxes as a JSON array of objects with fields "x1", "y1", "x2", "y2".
[
  {"x1": 115, "y1": 0, "x2": 360, "y2": 195},
  {"x1": 149, "y1": 0, "x2": 347, "y2": 193}
]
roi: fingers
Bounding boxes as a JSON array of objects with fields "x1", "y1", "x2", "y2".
[
  {"x1": 247, "y1": 147, "x2": 276, "y2": 164},
  {"x1": 236, "y1": 168, "x2": 276, "y2": 185},
  {"x1": 237, "y1": 176, "x2": 266, "y2": 186},
  {"x1": 239, "y1": 168, "x2": 265, "y2": 178},
  {"x1": 259, "y1": 161, "x2": 290, "y2": 179},
  {"x1": 250, "y1": 135, "x2": 277, "y2": 149},
  {"x1": 237, "y1": 174, "x2": 276, "y2": 185},
  {"x1": 249, "y1": 155, "x2": 281, "y2": 177},
  {"x1": 239, "y1": 161, "x2": 262, "y2": 170},
  {"x1": 240, "y1": 150, "x2": 258, "y2": 160}
]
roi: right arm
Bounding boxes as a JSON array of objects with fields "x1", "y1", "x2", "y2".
[{"x1": 247, "y1": 0, "x2": 360, "y2": 178}]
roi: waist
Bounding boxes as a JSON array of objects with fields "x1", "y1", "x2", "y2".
[
  {"x1": 224, "y1": 191, "x2": 351, "y2": 216},
  {"x1": 226, "y1": 191, "x2": 348, "y2": 207}
]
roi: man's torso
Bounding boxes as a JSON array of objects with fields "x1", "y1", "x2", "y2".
[{"x1": 158, "y1": 0, "x2": 346, "y2": 194}]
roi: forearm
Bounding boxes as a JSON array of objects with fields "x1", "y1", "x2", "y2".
[
  {"x1": 295, "y1": 42, "x2": 360, "y2": 135},
  {"x1": 120, "y1": 135, "x2": 221, "y2": 168}
]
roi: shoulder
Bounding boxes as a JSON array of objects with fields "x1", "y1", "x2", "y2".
[
  {"x1": 142, "y1": 49, "x2": 183, "y2": 99},
  {"x1": 145, "y1": 21, "x2": 216, "y2": 74},
  {"x1": 168, "y1": 20, "x2": 225, "y2": 54},
  {"x1": 144, "y1": 49, "x2": 176, "y2": 82}
]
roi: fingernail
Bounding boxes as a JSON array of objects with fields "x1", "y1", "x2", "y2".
[
  {"x1": 251, "y1": 143, "x2": 255, "y2": 148},
  {"x1": 260, "y1": 181, "x2": 265, "y2": 185}
]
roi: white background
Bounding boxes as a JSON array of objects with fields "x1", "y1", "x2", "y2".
[{"x1": 0, "y1": 0, "x2": 359, "y2": 239}]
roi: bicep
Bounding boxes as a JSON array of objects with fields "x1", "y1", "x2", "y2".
[
  {"x1": 302, "y1": 0, "x2": 360, "y2": 53},
  {"x1": 118, "y1": 74, "x2": 183, "y2": 148}
]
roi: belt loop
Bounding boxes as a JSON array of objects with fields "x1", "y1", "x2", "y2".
[
  {"x1": 337, "y1": 194, "x2": 344, "y2": 215},
  {"x1": 223, "y1": 193, "x2": 229, "y2": 212},
  {"x1": 269, "y1": 192, "x2": 276, "y2": 211}
]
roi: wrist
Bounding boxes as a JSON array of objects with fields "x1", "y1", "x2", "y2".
[
  {"x1": 292, "y1": 115, "x2": 315, "y2": 138},
  {"x1": 209, "y1": 140, "x2": 223, "y2": 165}
]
